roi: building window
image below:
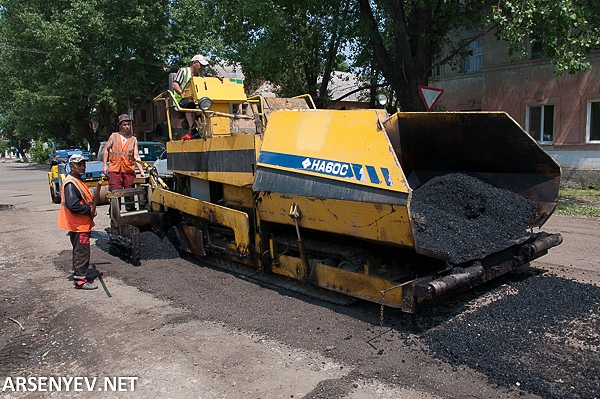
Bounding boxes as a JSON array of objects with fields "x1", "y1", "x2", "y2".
[
  {"x1": 531, "y1": 38, "x2": 544, "y2": 60},
  {"x1": 527, "y1": 104, "x2": 554, "y2": 143},
  {"x1": 530, "y1": 36, "x2": 555, "y2": 60},
  {"x1": 431, "y1": 56, "x2": 442, "y2": 77},
  {"x1": 587, "y1": 101, "x2": 600, "y2": 142},
  {"x1": 140, "y1": 109, "x2": 148, "y2": 124},
  {"x1": 464, "y1": 38, "x2": 482, "y2": 72}
]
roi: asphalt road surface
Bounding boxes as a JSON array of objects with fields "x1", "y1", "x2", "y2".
[{"x1": 0, "y1": 160, "x2": 598, "y2": 399}]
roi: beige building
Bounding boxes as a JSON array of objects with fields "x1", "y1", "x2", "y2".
[{"x1": 429, "y1": 33, "x2": 600, "y2": 185}]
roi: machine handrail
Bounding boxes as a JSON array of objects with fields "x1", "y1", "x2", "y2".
[{"x1": 292, "y1": 93, "x2": 316, "y2": 109}]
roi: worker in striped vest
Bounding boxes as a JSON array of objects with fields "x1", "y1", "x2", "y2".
[{"x1": 171, "y1": 54, "x2": 209, "y2": 133}]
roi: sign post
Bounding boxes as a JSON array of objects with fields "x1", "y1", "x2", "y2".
[{"x1": 418, "y1": 86, "x2": 444, "y2": 112}]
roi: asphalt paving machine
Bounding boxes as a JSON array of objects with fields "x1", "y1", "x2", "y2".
[{"x1": 106, "y1": 75, "x2": 563, "y2": 313}]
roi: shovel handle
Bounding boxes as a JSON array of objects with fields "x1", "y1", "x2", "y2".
[{"x1": 91, "y1": 180, "x2": 103, "y2": 216}]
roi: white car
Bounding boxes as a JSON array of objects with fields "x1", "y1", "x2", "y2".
[{"x1": 153, "y1": 150, "x2": 171, "y2": 176}]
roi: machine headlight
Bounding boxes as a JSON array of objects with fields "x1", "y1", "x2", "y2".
[
  {"x1": 376, "y1": 94, "x2": 387, "y2": 106},
  {"x1": 198, "y1": 97, "x2": 212, "y2": 111}
]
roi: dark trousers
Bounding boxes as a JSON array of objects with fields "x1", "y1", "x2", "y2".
[{"x1": 69, "y1": 231, "x2": 90, "y2": 277}]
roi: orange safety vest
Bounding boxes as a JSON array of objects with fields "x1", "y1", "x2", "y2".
[
  {"x1": 57, "y1": 175, "x2": 95, "y2": 232},
  {"x1": 108, "y1": 132, "x2": 136, "y2": 174}
]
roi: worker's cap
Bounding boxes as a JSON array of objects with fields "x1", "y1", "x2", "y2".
[
  {"x1": 117, "y1": 113, "x2": 132, "y2": 124},
  {"x1": 191, "y1": 54, "x2": 209, "y2": 66},
  {"x1": 68, "y1": 154, "x2": 88, "y2": 164}
]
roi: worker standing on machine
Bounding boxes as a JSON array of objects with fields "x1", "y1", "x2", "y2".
[
  {"x1": 172, "y1": 54, "x2": 209, "y2": 134},
  {"x1": 57, "y1": 154, "x2": 98, "y2": 290},
  {"x1": 102, "y1": 113, "x2": 146, "y2": 211}
]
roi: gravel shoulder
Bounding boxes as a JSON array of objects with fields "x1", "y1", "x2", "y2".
[{"x1": 0, "y1": 161, "x2": 598, "y2": 399}]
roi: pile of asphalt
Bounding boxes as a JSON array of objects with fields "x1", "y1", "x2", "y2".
[
  {"x1": 410, "y1": 173, "x2": 537, "y2": 264},
  {"x1": 96, "y1": 230, "x2": 180, "y2": 262},
  {"x1": 422, "y1": 274, "x2": 600, "y2": 399},
  {"x1": 139, "y1": 231, "x2": 180, "y2": 260}
]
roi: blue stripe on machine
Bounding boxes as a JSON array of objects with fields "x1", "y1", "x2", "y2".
[
  {"x1": 381, "y1": 167, "x2": 393, "y2": 186},
  {"x1": 352, "y1": 164, "x2": 367, "y2": 182},
  {"x1": 258, "y1": 151, "x2": 394, "y2": 186},
  {"x1": 258, "y1": 151, "x2": 355, "y2": 179},
  {"x1": 366, "y1": 165, "x2": 380, "y2": 184}
]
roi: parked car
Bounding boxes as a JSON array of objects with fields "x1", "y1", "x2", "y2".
[
  {"x1": 49, "y1": 148, "x2": 92, "y2": 165},
  {"x1": 138, "y1": 141, "x2": 166, "y2": 163},
  {"x1": 153, "y1": 150, "x2": 171, "y2": 176},
  {"x1": 48, "y1": 152, "x2": 106, "y2": 204}
]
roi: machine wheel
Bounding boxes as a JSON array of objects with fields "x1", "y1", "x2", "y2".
[{"x1": 50, "y1": 182, "x2": 61, "y2": 204}]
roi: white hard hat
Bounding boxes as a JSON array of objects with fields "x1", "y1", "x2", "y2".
[
  {"x1": 191, "y1": 54, "x2": 209, "y2": 66},
  {"x1": 69, "y1": 154, "x2": 87, "y2": 163}
]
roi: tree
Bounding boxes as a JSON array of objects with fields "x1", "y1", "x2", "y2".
[
  {"x1": 207, "y1": 0, "x2": 600, "y2": 112},
  {"x1": 355, "y1": 0, "x2": 600, "y2": 111},
  {"x1": 2, "y1": 0, "x2": 597, "y2": 148},
  {"x1": 165, "y1": 0, "x2": 224, "y2": 65},
  {"x1": 204, "y1": 0, "x2": 358, "y2": 107},
  {"x1": 493, "y1": 0, "x2": 600, "y2": 73},
  {"x1": 0, "y1": 0, "x2": 169, "y2": 152}
]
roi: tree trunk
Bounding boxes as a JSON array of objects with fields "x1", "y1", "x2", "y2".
[
  {"x1": 356, "y1": 0, "x2": 431, "y2": 112},
  {"x1": 390, "y1": 73, "x2": 427, "y2": 112},
  {"x1": 16, "y1": 146, "x2": 28, "y2": 163}
]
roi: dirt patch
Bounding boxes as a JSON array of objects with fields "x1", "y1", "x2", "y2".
[
  {"x1": 0, "y1": 280, "x2": 99, "y2": 377},
  {"x1": 559, "y1": 196, "x2": 600, "y2": 208},
  {"x1": 1, "y1": 162, "x2": 599, "y2": 399}
]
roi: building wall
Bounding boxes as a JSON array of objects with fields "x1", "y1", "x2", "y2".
[
  {"x1": 481, "y1": 57, "x2": 600, "y2": 148},
  {"x1": 429, "y1": 34, "x2": 600, "y2": 185},
  {"x1": 131, "y1": 100, "x2": 169, "y2": 142},
  {"x1": 432, "y1": 73, "x2": 483, "y2": 111}
]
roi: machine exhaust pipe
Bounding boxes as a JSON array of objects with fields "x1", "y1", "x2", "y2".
[
  {"x1": 425, "y1": 264, "x2": 485, "y2": 298},
  {"x1": 525, "y1": 233, "x2": 563, "y2": 258},
  {"x1": 413, "y1": 233, "x2": 564, "y2": 307}
]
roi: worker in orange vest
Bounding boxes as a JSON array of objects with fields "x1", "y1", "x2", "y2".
[
  {"x1": 102, "y1": 113, "x2": 146, "y2": 211},
  {"x1": 57, "y1": 154, "x2": 98, "y2": 290}
]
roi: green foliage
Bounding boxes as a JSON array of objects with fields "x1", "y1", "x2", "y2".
[
  {"x1": 204, "y1": 0, "x2": 358, "y2": 105},
  {"x1": 1, "y1": 0, "x2": 599, "y2": 140},
  {"x1": 0, "y1": 139, "x2": 9, "y2": 155},
  {"x1": 352, "y1": 0, "x2": 491, "y2": 110},
  {"x1": 202, "y1": 0, "x2": 600, "y2": 110},
  {"x1": 492, "y1": 0, "x2": 600, "y2": 74},
  {"x1": 556, "y1": 203, "x2": 600, "y2": 218},
  {"x1": 0, "y1": 0, "x2": 170, "y2": 152},
  {"x1": 28, "y1": 140, "x2": 53, "y2": 164},
  {"x1": 559, "y1": 185, "x2": 600, "y2": 201},
  {"x1": 166, "y1": 0, "x2": 221, "y2": 64},
  {"x1": 557, "y1": 186, "x2": 600, "y2": 218}
]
